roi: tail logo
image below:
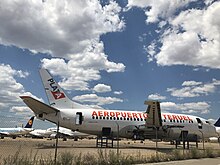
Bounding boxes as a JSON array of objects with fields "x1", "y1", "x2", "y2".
[
  {"x1": 48, "y1": 78, "x2": 65, "y2": 100},
  {"x1": 28, "y1": 120, "x2": 33, "y2": 126}
]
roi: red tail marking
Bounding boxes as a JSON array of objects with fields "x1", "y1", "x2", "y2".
[{"x1": 51, "y1": 91, "x2": 65, "y2": 99}]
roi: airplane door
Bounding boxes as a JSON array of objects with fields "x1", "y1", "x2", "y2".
[
  {"x1": 75, "y1": 112, "x2": 83, "y2": 125},
  {"x1": 196, "y1": 118, "x2": 203, "y2": 129}
]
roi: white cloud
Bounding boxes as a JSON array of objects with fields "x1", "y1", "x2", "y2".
[
  {"x1": 167, "y1": 79, "x2": 220, "y2": 98},
  {"x1": 155, "y1": 2, "x2": 220, "y2": 69},
  {"x1": 127, "y1": 0, "x2": 196, "y2": 23},
  {"x1": 0, "y1": 0, "x2": 125, "y2": 57},
  {"x1": 182, "y1": 81, "x2": 202, "y2": 86},
  {"x1": 0, "y1": 0, "x2": 126, "y2": 91},
  {"x1": 114, "y1": 91, "x2": 123, "y2": 95},
  {"x1": 0, "y1": 64, "x2": 41, "y2": 115},
  {"x1": 128, "y1": 1, "x2": 220, "y2": 69},
  {"x1": 148, "y1": 93, "x2": 166, "y2": 100},
  {"x1": 73, "y1": 94, "x2": 123, "y2": 105},
  {"x1": 41, "y1": 56, "x2": 125, "y2": 91},
  {"x1": 93, "y1": 84, "x2": 111, "y2": 93},
  {"x1": 9, "y1": 106, "x2": 34, "y2": 116},
  {"x1": 161, "y1": 101, "x2": 210, "y2": 114},
  {"x1": 145, "y1": 41, "x2": 156, "y2": 62}
]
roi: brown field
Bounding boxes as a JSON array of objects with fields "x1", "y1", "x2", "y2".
[{"x1": 0, "y1": 137, "x2": 219, "y2": 160}]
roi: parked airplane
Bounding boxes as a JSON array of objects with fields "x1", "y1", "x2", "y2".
[
  {"x1": 29, "y1": 128, "x2": 54, "y2": 138},
  {"x1": 0, "y1": 116, "x2": 34, "y2": 139},
  {"x1": 47, "y1": 127, "x2": 89, "y2": 141},
  {"x1": 20, "y1": 69, "x2": 219, "y2": 143},
  {"x1": 209, "y1": 119, "x2": 220, "y2": 143},
  {"x1": 30, "y1": 126, "x2": 89, "y2": 140}
]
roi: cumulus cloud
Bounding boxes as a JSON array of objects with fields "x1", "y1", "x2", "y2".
[
  {"x1": 127, "y1": 0, "x2": 196, "y2": 23},
  {"x1": 0, "y1": 64, "x2": 41, "y2": 116},
  {"x1": 73, "y1": 94, "x2": 123, "y2": 105},
  {"x1": 0, "y1": 0, "x2": 125, "y2": 57},
  {"x1": 148, "y1": 93, "x2": 166, "y2": 100},
  {"x1": 10, "y1": 106, "x2": 34, "y2": 116},
  {"x1": 161, "y1": 101, "x2": 210, "y2": 114},
  {"x1": 93, "y1": 84, "x2": 111, "y2": 93},
  {"x1": 167, "y1": 79, "x2": 220, "y2": 98},
  {"x1": 156, "y1": 2, "x2": 220, "y2": 69},
  {"x1": 0, "y1": 0, "x2": 126, "y2": 91},
  {"x1": 129, "y1": 1, "x2": 220, "y2": 69}
]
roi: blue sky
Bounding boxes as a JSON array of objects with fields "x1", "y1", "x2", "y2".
[{"x1": 0, "y1": 0, "x2": 220, "y2": 128}]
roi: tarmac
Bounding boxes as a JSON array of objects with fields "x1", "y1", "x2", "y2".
[
  {"x1": 0, "y1": 137, "x2": 219, "y2": 164},
  {"x1": 144, "y1": 157, "x2": 220, "y2": 165}
]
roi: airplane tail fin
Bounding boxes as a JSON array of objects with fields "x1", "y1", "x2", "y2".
[
  {"x1": 24, "y1": 116, "x2": 35, "y2": 128},
  {"x1": 214, "y1": 118, "x2": 220, "y2": 127},
  {"x1": 39, "y1": 69, "x2": 87, "y2": 109}
]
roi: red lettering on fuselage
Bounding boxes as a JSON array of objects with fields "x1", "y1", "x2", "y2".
[
  {"x1": 110, "y1": 112, "x2": 115, "y2": 117},
  {"x1": 91, "y1": 110, "x2": 147, "y2": 119},
  {"x1": 92, "y1": 111, "x2": 192, "y2": 121},
  {"x1": 162, "y1": 114, "x2": 192, "y2": 121},
  {"x1": 104, "y1": 111, "x2": 109, "y2": 117},
  {"x1": 92, "y1": 111, "x2": 98, "y2": 116}
]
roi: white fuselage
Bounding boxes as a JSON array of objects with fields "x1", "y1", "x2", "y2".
[
  {"x1": 0, "y1": 127, "x2": 33, "y2": 136},
  {"x1": 30, "y1": 129, "x2": 54, "y2": 138},
  {"x1": 39, "y1": 108, "x2": 218, "y2": 141}
]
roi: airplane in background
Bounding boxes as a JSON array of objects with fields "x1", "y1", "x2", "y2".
[
  {"x1": 20, "y1": 69, "x2": 219, "y2": 145},
  {"x1": 0, "y1": 116, "x2": 34, "y2": 139},
  {"x1": 47, "y1": 127, "x2": 89, "y2": 141},
  {"x1": 209, "y1": 119, "x2": 220, "y2": 143},
  {"x1": 29, "y1": 128, "x2": 54, "y2": 138},
  {"x1": 30, "y1": 126, "x2": 89, "y2": 141}
]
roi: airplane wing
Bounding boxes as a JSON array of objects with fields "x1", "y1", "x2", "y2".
[{"x1": 20, "y1": 96, "x2": 59, "y2": 114}]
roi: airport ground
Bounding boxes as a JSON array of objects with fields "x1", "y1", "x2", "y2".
[
  {"x1": 0, "y1": 137, "x2": 220, "y2": 164},
  {"x1": 144, "y1": 158, "x2": 220, "y2": 165}
]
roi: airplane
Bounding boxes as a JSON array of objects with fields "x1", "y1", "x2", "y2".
[
  {"x1": 0, "y1": 116, "x2": 34, "y2": 139},
  {"x1": 30, "y1": 126, "x2": 89, "y2": 141},
  {"x1": 47, "y1": 127, "x2": 90, "y2": 141},
  {"x1": 29, "y1": 128, "x2": 54, "y2": 138},
  {"x1": 209, "y1": 118, "x2": 220, "y2": 143},
  {"x1": 20, "y1": 69, "x2": 219, "y2": 145}
]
